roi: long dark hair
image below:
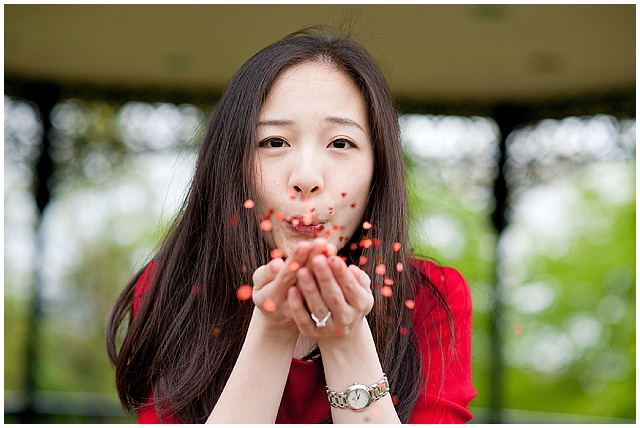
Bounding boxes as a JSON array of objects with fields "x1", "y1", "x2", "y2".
[{"x1": 107, "y1": 27, "x2": 452, "y2": 423}]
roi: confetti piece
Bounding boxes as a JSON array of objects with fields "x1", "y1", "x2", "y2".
[
  {"x1": 333, "y1": 224, "x2": 340, "y2": 230},
  {"x1": 372, "y1": 407, "x2": 381, "y2": 418},
  {"x1": 373, "y1": 238, "x2": 381, "y2": 246},
  {"x1": 514, "y1": 325, "x2": 523, "y2": 335},
  {"x1": 341, "y1": 192, "x2": 347, "y2": 198},
  {"x1": 393, "y1": 242, "x2": 402, "y2": 251},
  {"x1": 263, "y1": 299, "x2": 277, "y2": 312},
  {"x1": 270, "y1": 248, "x2": 284, "y2": 259},
  {"x1": 277, "y1": 211, "x2": 286, "y2": 221},
  {"x1": 405, "y1": 299, "x2": 415, "y2": 309},
  {"x1": 340, "y1": 256, "x2": 347, "y2": 262},
  {"x1": 359, "y1": 255, "x2": 368, "y2": 265},
  {"x1": 339, "y1": 236, "x2": 345, "y2": 242},
  {"x1": 324, "y1": 230, "x2": 332, "y2": 237},
  {"x1": 333, "y1": 326, "x2": 343, "y2": 335},
  {"x1": 360, "y1": 238, "x2": 373, "y2": 248},
  {"x1": 289, "y1": 261, "x2": 300, "y2": 271},
  {"x1": 236, "y1": 285, "x2": 252, "y2": 301},
  {"x1": 260, "y1": 219, "x2": 273, "y2": 231},
  {"x1": 375, "y1": 264, "x2": 387, "y2": 275},
  {"x1": 228, "y1": 213, "x2": 239, "y2": 227},
  {"x1": 243, "y1": 199, "x2": 255, "y2": 209},
  {"x1": 212, "y1": 328, "x2": 220, "y2": 337},
  {"x1": 400, "y1": 327, "x2": 408, "y2": 335},
  {"x1": 303, "y1": 212, "x2": 313, "y2": 225},
  {"x1": 375, "y1": 255, "x2": 382, "y2": 262},
  {"x1": 396, "y1": 262, "x2": 404, "y2": 272},
  {"x1": 291, "y1": 217, "x2": 300, "y2": 226},
  {"x1": 362, "y1": 221, "x2": 372, "y2": 230},
  {"x1": 350, "y1": 203, "x2": 356, "y2": 208},
  {"x1": 350, "y1": 243, "x2": 358, "y2": 251},
  {"x1": 381, "y1": 285, "x2": 393, "y2": 297},
  {"x1": 391, "y1": 395, "x2": 400, "y2": 405},
  {"x1": 191, "y1": 283, "x2": 203, "y2": 294},
  {"x1": 384, "y1": 277, "x2": 394, "y2": 285}
]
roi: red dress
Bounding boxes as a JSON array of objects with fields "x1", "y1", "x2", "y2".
[{"x1": 134, "y1": 259, "x2": 476, "y2": 423}]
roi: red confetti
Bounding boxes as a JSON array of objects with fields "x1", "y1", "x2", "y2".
[
  {"x1": 400, "y1": 327, "x2": 408, "y2": 335},
  {"x1": 384, "y1": 277, "x2": 394, "y2": 285},
  {"x1": 339, "y1": 236, "x2": 345, "y2": 242},
  {"x1": 363, "y1": 221, "x2": 372, "y2": 230},
  {"x1": 243, "y1": 199, "x2": 255, "y2": 209},
  {"x1": 341, "y1": 192, "x2": 347, "y2": 198},
  {"x1": 360, "y1": 238, "x2": 373, "y2": 248},
  {"x1": 324, "y1": 230, "x2": 332, "y2": 237},
  {"x1": 396, "y1": 262, "x2": 404, "y2": 272},
  {"x1": 191, "y1": 283, "x2": 203, "y2": 294},
  {"x1": 376, "y1": 255, "x2": 382, "y2": 262},
  {"x1": 375, "y1": 264, "x2": 387, "y2": 275},
  {"x1": 289, "y1": 261, "x2": 300, "y2": 271},
  {"x1": 333, "y1": 224, "x2": 340, "y2": 230},
  {"x1": 228, "y1": 213, "x2": 239, "y2": 227},
  {"x1": 303, "y1": 212, "x2": 313, "y2": 225},
  {"x1": 350, "y1": 243, "x2": 358, "y2": 251},
  {"x1": 270, "y1": 248, "x2": 284, "y2": 259},
  {"x1": 359, "y1": 255, "x2": 368, "y2": 265},
  {"x1": 373, "y1": 238, "x2": 381, "y2": 246},
  {"x1": 381, "y1": 285, "x2": 393, "y2": 297},
  {"x1": 263, "y1": 299, "x2": 277, "y2": 312},
  {"x1": 333, "y1": 326, "x2": 343, "y2": 335},
  {"x1": 277, "y1": 211, "x2": 286, "y2": 221},
  {"x1": 393, "y1": 242, "x2": 402, "y2": 252},
  {"x1": 260, "y1": 219, "x2": 273, "y2": 231},
  {"x1": 236, "y1": 285, "x2": 252, "y2": 301},
  {"x1": 392, "y1": 395, "x2": 400, "y2": 405},
  {"x1": 212, "y1": 328, "x2": 220, "y2": 337},
  {"x1": 514, "y1": 325, "x2": 524, "y2": 335},
  {"x1": 340, "y1": 256, "x2": 347, "y2": 262},
  {"x1": 405, "y1": 299, "x2": 415, "y2": 309},
  {"x1": 350, "y1": 203, "x2": 356, "y2": 208}
]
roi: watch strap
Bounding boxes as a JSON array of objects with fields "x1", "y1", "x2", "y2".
[{"x1": 326, "y1": 374, "x2": 390, "y2": 409}]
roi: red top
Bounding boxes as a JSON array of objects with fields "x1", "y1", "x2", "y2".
[{"x1": 133, "y1": 259, "x2": 476, "y2": 423}]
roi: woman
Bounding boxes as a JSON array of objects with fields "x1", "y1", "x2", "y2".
[{"x1": 107, "y1": 28, "x2": 476, "y2": 423}]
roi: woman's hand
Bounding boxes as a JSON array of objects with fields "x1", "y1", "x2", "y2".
[
  {"x1": 251, "y1": 241, "x2": 313, "y2": 332},
  {"x1": 288, "y1": 250, "x2": 373, "y2": 342}
]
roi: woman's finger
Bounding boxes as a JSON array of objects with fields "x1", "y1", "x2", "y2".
[
  {"x1": 252, "y1": 258, "x2": 284, "y2": 291},
  {"x1": 295, "y1": 266, "x2": 332, "y2": 323},
  {"x1": 328, "y1": 256, "x2": 373, "y2": 314},
  {"x1": 288, "y1": 285, "x2": 318, "y2": 333}
]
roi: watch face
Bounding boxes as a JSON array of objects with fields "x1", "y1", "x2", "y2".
[{"x1": 346, "y1": 385, "x2": 371, "y2": 411}]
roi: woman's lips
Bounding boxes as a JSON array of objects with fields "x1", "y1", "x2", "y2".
[{"x1": 287, "y1": 216, "x2": 325, "y2": 235}]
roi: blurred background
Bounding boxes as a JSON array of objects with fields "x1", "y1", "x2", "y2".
[{"x1": 4, "y1": 4, "x2": 635, "y2": 423}]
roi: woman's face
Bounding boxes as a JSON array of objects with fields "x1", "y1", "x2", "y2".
[{"x1": 255, "y1": 61, "x2": 374, "y2": 257}]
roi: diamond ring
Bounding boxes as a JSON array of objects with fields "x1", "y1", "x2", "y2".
[{"x1": 310, "y1": 311, "x2": 331, "y2": 328}]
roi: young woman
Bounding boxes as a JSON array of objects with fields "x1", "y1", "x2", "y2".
[{"x1": 107, "y1": 28, "x2": 476, "y2": 424}]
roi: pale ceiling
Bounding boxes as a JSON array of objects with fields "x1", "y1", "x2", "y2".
[{"x1": 4, "y1": 4, "x2": 636, "y2": 104}]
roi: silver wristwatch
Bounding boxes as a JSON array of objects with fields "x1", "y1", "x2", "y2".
[{"x1": 326, "y1": 374, "x2": 389, "y2": 411}]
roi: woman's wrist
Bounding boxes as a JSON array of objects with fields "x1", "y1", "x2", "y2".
[{"x1": 251, "y1": 306, "x2": 300, "y2": 345}]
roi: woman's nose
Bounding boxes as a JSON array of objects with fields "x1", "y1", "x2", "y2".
[{"x1": 288, "y1": 159, "x2": 324, "y2": 199}]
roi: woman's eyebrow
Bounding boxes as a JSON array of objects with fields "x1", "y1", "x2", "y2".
[
  {"x1": 325, "y1": 116, "x2": 365, "y2": 132},
  {"x1": 257, "y1": 119, "x2": 294, "y2": 127}
]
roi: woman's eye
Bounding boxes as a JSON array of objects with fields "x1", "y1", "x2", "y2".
[
  {"x1": 259, "y1": 137, "x2": 288, "y2": 148},
  {"x1": 328, "y1": 138, "x2": 355, "y2": 149}
]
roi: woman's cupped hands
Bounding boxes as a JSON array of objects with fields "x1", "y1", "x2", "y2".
[{"x1": 251, "y1": 238, "x2": 374, "y2": 342}]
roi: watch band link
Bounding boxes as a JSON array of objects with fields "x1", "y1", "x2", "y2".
[{"x1": 326, "y1": 374, "x2": 390, "y2": 409}]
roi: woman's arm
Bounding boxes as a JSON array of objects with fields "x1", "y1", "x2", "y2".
[
  {"x1": 206, "y1": 242, "x2": 314, "y2": 423},
  {"x1": 206, "y1": 307, "x2": 298, "y2": 423},
  {"x1": 289, "y1": 254, "x2": 401, "y2": 424}
]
